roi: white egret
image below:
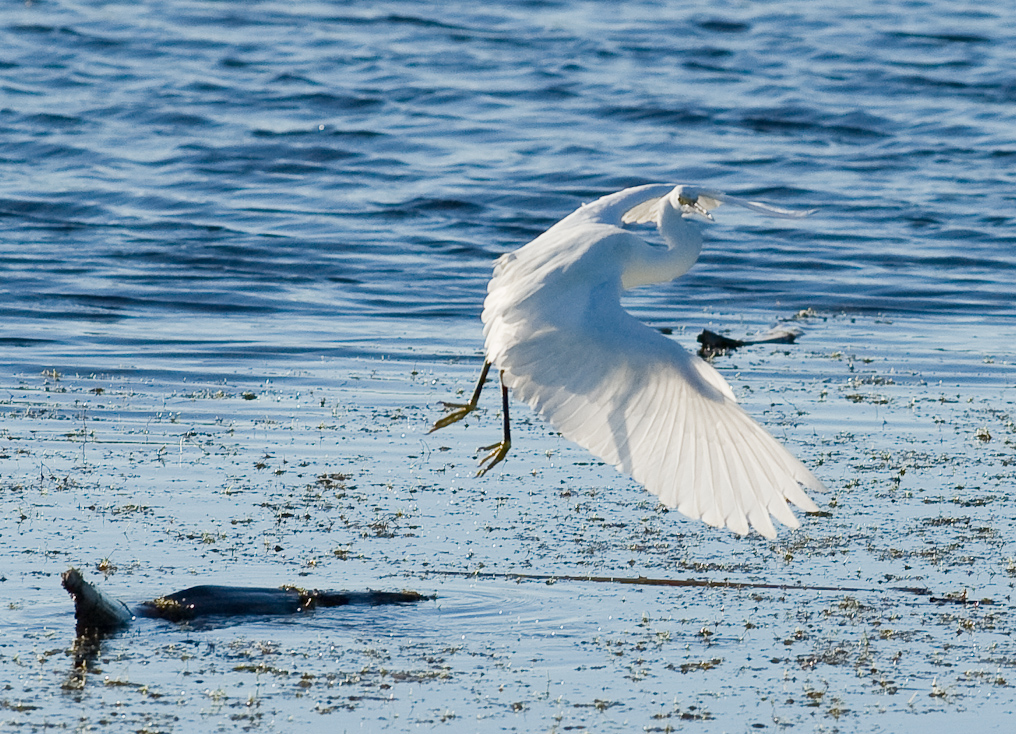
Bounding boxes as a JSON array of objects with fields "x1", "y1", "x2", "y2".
[{"x1": 431, "y1": 184, "x2": 824, "y2": 538}]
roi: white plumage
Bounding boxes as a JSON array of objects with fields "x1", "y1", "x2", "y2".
[{"x1": 438, "y1": 183, "x2": 823, "y2": 538}]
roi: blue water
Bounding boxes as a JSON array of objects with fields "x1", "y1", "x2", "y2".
[{"x1": 2, "y1": 0, "x2": 1014, "y2": 373}]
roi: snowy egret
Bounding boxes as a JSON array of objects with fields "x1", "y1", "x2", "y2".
[{"x1": 431, "y1": 184, "x2": 824, "y2": 538}]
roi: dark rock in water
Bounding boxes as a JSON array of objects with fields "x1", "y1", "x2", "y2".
[{"x1": 62, "y1": 568, "x2": 433, "y2": 636}]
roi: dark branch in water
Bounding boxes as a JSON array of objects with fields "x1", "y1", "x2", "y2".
[
  {"x1": 62, "y1": 568, "x2": 133, "y2": 636},
  {"x1": 61, "y1": 567, "x2": 434, "y2": 637},
  {"x1": 420, "y1": 569, "x2": 993, "y2": 606},
  {"x1": 696, "y1": 326, "x2": 800, "y2": 358}
]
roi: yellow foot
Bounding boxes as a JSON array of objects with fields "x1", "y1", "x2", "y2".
[
  {"x1": 476, "y1": 440, "x2": 511, "y2": 477},
  {"x1": 429, "y1": 401, "x2": 476, "y2": 433}
]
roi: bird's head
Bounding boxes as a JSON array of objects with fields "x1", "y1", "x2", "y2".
[
  {"x1": 670, "y1": 186, "x2": 723, "y2": 222},
  {"x1": 621, "y1": 185, "x2": 719, "y2": 226}
]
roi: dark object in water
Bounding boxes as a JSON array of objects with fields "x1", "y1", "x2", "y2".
[
  {"x1": 136, "y1": 584, "x2": 431, "y2": 621},
  {"x1": 697, "y1": 326, "x2": 801, "y2": 358},
  {"x1": 62, "y1": 568, "x2": 133, "y2": 634},
  {"x1": 61, "y1": 568, "x2": 433, "y2": 636}
]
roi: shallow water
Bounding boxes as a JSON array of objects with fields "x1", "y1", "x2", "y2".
[
  {"x1": 2, "y1": 0, "x2": 1016, "y2": 731},
  {"x1": 3, "y1": 315, "x2": 1016, "y2": 732}
]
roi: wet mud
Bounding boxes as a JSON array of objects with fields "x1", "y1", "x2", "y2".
[{"x1": 1, "y1": 312, "x2": 1015, "y2": 732}]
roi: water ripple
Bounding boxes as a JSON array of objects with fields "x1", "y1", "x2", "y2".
[{"x1": 0, "y1": 0, "x2": 1013, "y2": 364}]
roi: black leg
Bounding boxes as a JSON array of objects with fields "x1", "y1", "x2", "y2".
[{"x1": 477, "y1": 370, "x2": 512, "y2": 476}]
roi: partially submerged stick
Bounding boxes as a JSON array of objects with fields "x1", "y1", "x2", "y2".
[
  {"x1": 62, "y1": 567, "x2": 434, "y2": 636},
  {"x1": 420, "y1": 569, "x2": 992, "y2": 606},
  {"x1": 696, "y1": 326, "x2": 802, "y2": 358},
  {"x1": 62, "y1": 568, "x2": 133, "y2": 635},
  {"x1": 135, "y1": 584, "x2": 433, "y2": 622}
]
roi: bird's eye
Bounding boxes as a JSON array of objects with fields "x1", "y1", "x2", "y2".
[{"x1": 676, "y1": 193, "x2": 696, "y2": 207}]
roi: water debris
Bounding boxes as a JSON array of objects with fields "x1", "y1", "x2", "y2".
[
  {"x1": 419, "y1": 568, "x2": 987, "y2": 604},
  {"x1": 675, "y1": 657, "x2": 723, "y2": 673},
  {"x1": 61, "y1": 568, "x2": 132, "y2": 636},
  {"x1": 62, "y1": 568, "x2": 434, "y2": 636},
  {"x1": 696, "y1": 325, "x2": 802, "y2": 358}
]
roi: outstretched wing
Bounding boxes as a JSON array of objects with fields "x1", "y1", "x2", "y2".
[{"x1": 489, "y1": 294, "x2": 822, "y2": 538}]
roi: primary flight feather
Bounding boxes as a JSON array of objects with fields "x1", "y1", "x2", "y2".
[{"x1": 433, "y1": 183, "x2": 823, "y2": 539}]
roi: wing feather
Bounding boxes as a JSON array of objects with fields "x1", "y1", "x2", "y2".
[
  {"x1": 620, "y1": 196, "x2": 665, "y2": 225},
  {"x1": 638, "y1": 374, "x2": 674, "y2": 486},
  {"x1": 705, "y1": 410, "x2": 736, "y2": 531},
  {"x1": 666, "y1": 376, "x2": 696, "y2": 517}
]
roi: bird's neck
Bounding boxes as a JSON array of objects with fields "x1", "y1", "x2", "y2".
[{"x1": 620, "y1": 202, "x2": 703, "y2": 290}]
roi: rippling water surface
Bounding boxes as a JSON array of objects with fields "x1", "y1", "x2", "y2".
[
  {"x1": 4, "y1": 0, "x2": 1015, "y2": 366},
  {"x1": 2, "y1": 1, "x2": 1016, "y2": 732}
]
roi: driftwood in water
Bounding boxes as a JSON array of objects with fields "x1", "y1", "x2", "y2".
[
  {"x1": 697, "y1": 326, "x2": 801, "y2": 358},
  {"x1": 62, "y1": 568, "x2": 133, "y2": 635},
  {"x1": 62, "y1": 567, "x2": 433, "y2": 636},
  {"x1": 135, "y1": 585, "x2": 432, "y2": 622}
]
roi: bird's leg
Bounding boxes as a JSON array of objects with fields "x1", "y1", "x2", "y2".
[
  {"x1": 477, "y1": 371, "x2": 511, "y2": 476},
  {"x1": 429, "y1": 361, "x2": 492, "y2": 433}
]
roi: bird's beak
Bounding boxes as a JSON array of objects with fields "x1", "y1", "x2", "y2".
[
  {"x1": 691, "y1": 202, "x2": 715, "y2": 221},
  {"x1": 677, "y1": 194, "x2": 715, "y2": 222}
]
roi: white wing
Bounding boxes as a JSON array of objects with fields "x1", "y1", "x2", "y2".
[
  {"x1": 620, "y1": 196, "x2": 665, "y2": 225},
  {"x1": 483, "y1": 185, "x2": 822, "y2": 538},
  {"x1": 487, "y1": 291, "x2": 821, "y2": 538}
]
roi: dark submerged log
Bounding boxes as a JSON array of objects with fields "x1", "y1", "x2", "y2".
[
  {"x1": 136, "y1": 584, "x2": 433, "y2": 622},
  {"x1": 62, "y1": 567, "x2": 433, "y2": 633}
]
